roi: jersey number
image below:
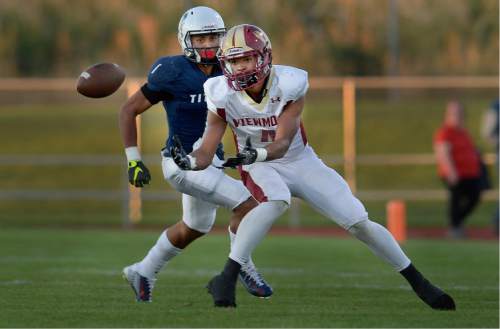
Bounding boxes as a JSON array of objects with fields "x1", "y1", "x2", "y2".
[{"x1": 261, "y1": 130, "x2": 276, "y2": 142}]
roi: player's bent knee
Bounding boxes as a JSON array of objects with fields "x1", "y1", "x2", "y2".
[
  {"x1": 170, "y1": 222, "x2": 205, "y2": 248},
  {"x1": 182, "y1": 212, "x2": 216, "y2": 234},
  {"x1": 232, "y1": 197, "x2": 258, "y2": 217},
  {"x1": 346, "y1": 218, "x2": 371, "y2": 235},
  {"x1": 180, "y1": 223, "x2": 204, "y2": 240}
]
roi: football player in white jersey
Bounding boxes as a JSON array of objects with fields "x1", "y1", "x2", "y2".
[
  {"x1": 171, "y1": 24, "x2": 456, "y2": 310},
  {"x1": 120, "y1": 8, "x2": 275, "y2": 302}
]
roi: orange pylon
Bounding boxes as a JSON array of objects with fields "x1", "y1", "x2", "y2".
[{"x1": 386, "y1": 200, "x2": 407, "y2": 242}]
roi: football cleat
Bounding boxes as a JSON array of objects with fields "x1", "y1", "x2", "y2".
[
  {"x1": 206, "y1": 274, "x2": 236, "y2": 307},
  {"x1": 122, "y1": 264, "x2": 156, "y2": 302},
  {"x1": 413, "y1": 278, "x2": 456, "y2": 311},
  {"x1": 239, "y1": 262, "x2": 273, "y2": 298}
]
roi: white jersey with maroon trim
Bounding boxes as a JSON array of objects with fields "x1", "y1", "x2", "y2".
[
  {"x1": 205, "y1": 64, "x2": 369, "y2": 230},
  {"x1": 204, "y1": 65, "x2": 309, "y2": 163}
]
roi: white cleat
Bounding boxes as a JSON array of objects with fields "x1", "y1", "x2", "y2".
[{"x1": 122, "y1": 264, "x2": 156, "y2": 302}]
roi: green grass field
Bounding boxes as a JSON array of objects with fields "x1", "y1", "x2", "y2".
[
  {"x1": 1, "y1": 88, "x2": 498, "y2": 327},
  {"x1": 0, "y1": 228, "x2": 498, "y2": 328}
]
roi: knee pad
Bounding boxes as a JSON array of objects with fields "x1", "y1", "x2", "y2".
[
  {"x1": 182, "y1": 212, "x2": 216, "y2": 234},
  {"x1": 181, "y1": 194, "x2": 218, "y2": 234},
  {"x1": 347, "y1": 219, "x2": 370, "y2": 236}
]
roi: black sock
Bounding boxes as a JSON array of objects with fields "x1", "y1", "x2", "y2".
[
  {"x1": 222, "y1": 258, "x2": 241, "y2": 281},
  {"x1": 400, "y1": 263, "x2": 425, "y2": 290}
]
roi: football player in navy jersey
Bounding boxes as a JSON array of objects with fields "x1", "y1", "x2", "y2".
[{"x1": 119, "y1": 6, "x2": 273, "y2": 302}]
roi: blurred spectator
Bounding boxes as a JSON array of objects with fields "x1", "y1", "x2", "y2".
[
  {"x1": 481, "y1": 98, "x2": 499, "y2": 236},
  {"x1": 433, "y1": 101, "x2": 482, "y2": 239}
]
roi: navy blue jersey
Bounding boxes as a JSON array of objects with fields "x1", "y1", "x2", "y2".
[{"x1": 144, "y1": 55, "x2": 224, "y2": 159}]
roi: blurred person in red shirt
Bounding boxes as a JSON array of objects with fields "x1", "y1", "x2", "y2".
[{"x1": 434, "y1": 100, "x2": 482, "y2": 238}]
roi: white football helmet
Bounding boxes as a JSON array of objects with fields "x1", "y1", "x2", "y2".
[{"x1": 177, "y1": 6, "x2": 226, "y2": 65}]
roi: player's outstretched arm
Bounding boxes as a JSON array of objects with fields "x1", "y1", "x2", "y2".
[
  {"x1": 119, "y1": 89, "x2": 153, "y2": 187},
  {"x1": 265, "y1": 96, "x2": 305, "y2": 161},
  {"x1": 119, "y1": 90, "x2": 152, "y2": 148}
]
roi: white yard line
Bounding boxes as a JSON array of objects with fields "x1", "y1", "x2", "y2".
[
  {"x1": 30, "y1": 267, "x2": 498, "y2": 292},
  {"x1": 0, "y1": 280, "x2": 32, "y2": 286}
]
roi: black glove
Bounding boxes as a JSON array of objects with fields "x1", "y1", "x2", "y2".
[
  {"x1": 170, "y1": 135, "x2": 193, "y2": 170},
  {"x1": 128, "y1": 160, "x2": 151, "y2": 187},
  {"x1": 223, "y1": 137, "x2": 258, "y2": 168}
]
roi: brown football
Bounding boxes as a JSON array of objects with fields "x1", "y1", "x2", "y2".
[{"x1": 76, "y1": 63, "x2": 126, "y2": 98}]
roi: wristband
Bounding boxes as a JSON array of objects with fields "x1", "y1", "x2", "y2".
[
  {"x1": 255, "y1": 148, "x2": 268, "y2": 162},
  {"x1": 125, "y1": 146, "x2": 141, "y2": 161},
  {"x1": 187, "y1": 155, "x2": 197, "y2": 169}
]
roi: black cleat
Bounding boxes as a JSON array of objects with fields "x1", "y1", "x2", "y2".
[
  {"x1": 414, "y1": 278, "x2": 456, "y2": 311},
  {"x1": 206, "y1": 274, "x2": 236, "y2": 307}
]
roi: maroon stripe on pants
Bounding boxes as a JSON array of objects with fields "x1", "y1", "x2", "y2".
[{"x1": 239, "y1": 170, "x2": 268, "y2": 202}]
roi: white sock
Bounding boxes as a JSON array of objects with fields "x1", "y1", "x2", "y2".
[
  {"x1": 348, "y1": 219, "x2": 411, "y2": 271},
  {"x1": 137, "y1": 229, "x2": 181, "y2": 278},
  {"x1": 229, "y1": 201, "x2": 288, "y2": 265},
  {"x1": 228, "y1": 226, "x2": 255, "y2": 268}
]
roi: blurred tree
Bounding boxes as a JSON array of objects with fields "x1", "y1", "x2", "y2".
[{"x1": 0, "y1": 0, "x2": 497, "y2": 77}]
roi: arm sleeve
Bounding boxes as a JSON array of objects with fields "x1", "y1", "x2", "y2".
[
  {"x1": 142, "y1": 57, "x2": 177, "y2": 103},
  {"x1": 206, "y1": 92, "x2": 217, "y2": 113},
  {"x1": 281, "y1": 68, "x2": 309, "y2": 102},
  {"x1": 292, "y1": 70, "x2": 309, "y2": 100},
  {"x1": 141, "y1": 83, "x2": 172, "y2": 104},
  {"x1": 204, "y1": 78, "x2": 226, "y2": 118}
]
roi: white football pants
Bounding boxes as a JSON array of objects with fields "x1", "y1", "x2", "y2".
[{"x1": 162, "y1": 153, "x2": 251, "y2": 233}]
